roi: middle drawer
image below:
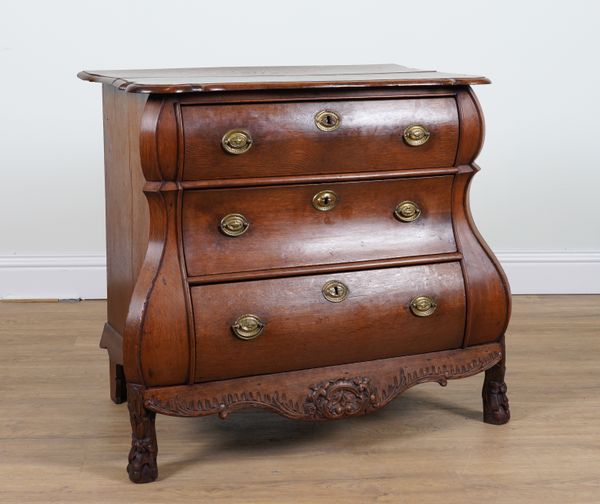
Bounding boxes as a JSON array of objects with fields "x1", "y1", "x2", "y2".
[{"x1": 182, "y1": 176, "x2": 456, "y2": 277}]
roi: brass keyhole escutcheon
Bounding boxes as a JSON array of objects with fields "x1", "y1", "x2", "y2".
[
  {"x1": 394, "y1": 200, "x2": 421, "y2": 222},
  {"x1": 312, "y1": 190, "x2": 338, "y2": 211},
  {"x1": 322, "y1": 280, "x2": 349, "y2": 303},
  {"x1": 315, "y1": 110, "x2": 341, "y2": 132},
  {"x1": 222, "y1": 129, "x2": 253, "y2": 154},
  {"x1": 403, "y1": 124, "x2": 431, "y2": 146},
  {"x1": 220, "y1": 213, "x2": 249, "y2": 237},
  {"x1": 231, "y1": 314, "x2": 264, "y2": 340},
  {"x1": 410, "y1": 296, "x2": 437, "y2": 317}
]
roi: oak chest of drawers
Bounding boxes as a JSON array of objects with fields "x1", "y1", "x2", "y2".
[{"x1": 79, "y1": 64, "x2": 511, "y2": 483}]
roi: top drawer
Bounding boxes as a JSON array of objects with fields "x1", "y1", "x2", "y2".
[{"x1": 181, "y1": 98, "x2": 459, "y2": 180}]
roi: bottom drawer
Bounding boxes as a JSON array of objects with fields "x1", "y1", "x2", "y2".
[{"x1": 191, "y1": 262, "x2": 466, "y2": 382}]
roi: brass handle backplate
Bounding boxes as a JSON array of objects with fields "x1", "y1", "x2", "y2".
[
  {"x1": 315, "y1": 110, "x2": 341, "y2": 132},
  {"x1": 220, "y1": 213, "x2": 249, "y2": 237},
  {"x1": 222, "y1": 129, "x2": 253, "y2": 154},
  {"x1": 394, "y1": 200, "x2": 421, "y2": 222},
  {"x1": 231, "y1": 314, "x2": 264, "y2": 340},
  {"x1": 322, "y1": 280, "x2": 349, "y2": 303},
  {"x1": 410, "y1": 296, "x2": 437, "y2": 317},
  {"x1": 403, "y1": 125, "x2": 430, "y2": 146},
  {"x1": 312, "y1": 190, "x2": 338, "y2": 211}
]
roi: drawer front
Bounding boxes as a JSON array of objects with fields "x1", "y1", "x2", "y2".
[
  {"x1": 181, "y1": 98, "x2": 459, "y2": 180},
  {"x1": 183, "y1": 176, "x2": 456, "y2": 277},
  {"x1": 191, "y1": 263, "x2": 466, "y2": 382}
]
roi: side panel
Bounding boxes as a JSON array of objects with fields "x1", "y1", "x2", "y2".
[
  {"x1": 453, "y1": 87, "x2": 511, "y2": 346},
  {"x1": 123, "y1": 96, "x2": 192, "y2": 386},
  {"x1": 101, "y1": 86, "x2": 149, "y2": 341}
]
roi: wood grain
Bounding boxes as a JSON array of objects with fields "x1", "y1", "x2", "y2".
[
  {"x1": 191, "y1": 263, "x2": 466, "y2": 381},
  {"x1": 101, "y1": 86, "x2": 149, "y2": 338},
  {"x1": 100, "y1": 86, "x2": 149, "y2": 402},
  {"x1": 1, "y1": 296, "x2": 598, "y2": 502},
  {"x1": 181, "y1": 98, "x2": 459, "y2": 180},
  {"x1": 182, "y1": 176, "x2": 456, "y2": 277},
  {"x1": 186, "y1": 252, "x2": 463, "y2": 285},
  {"x1": 453, "y1": 165, "x2": 511, "y2": 346}
]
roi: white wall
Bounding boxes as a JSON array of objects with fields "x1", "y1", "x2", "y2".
[{"x1": 1, "y1": 0, "x2": 599, "y2": 298}]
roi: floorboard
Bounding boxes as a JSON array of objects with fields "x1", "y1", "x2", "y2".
[{"x1": 0, "y1": 296, "x2": 598, "y2": 503}]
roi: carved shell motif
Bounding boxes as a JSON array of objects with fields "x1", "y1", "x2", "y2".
[{"x1": 304, "y1": 377, "x2": 379, "y2": 419}]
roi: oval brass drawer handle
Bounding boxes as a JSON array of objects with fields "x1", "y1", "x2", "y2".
[
  {"x1": 403, "y1": 124, "x2": 430, "y2": 146},
  {"x1": 232, "y1": 314, "x2": 264, "y2": 340},
  {"x1": 312, "y1": 190, "x2": 338, "y2": 211},
  {"x1": 322, "y1": 280, "x2": 349, "y2": 303},
  {"x1": 394, "y1": 200, "x2": 421, "y2": 222},
  {"x1": 220, "y1": 213, "x2": 249, "y2": 237},
  {"x1": 222, "y1": 129, "x2": 253, "y2": 154},
  {"x1": 410, "y1": 296, "x2": 437, "y2": 317},
  {"x1": 315, "y1": 110, "x2": 341, "y2": 132}
]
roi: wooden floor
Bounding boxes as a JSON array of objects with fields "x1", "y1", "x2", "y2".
[{"x1": 0, "y1": 296, "x2": 599, "y2": 503}]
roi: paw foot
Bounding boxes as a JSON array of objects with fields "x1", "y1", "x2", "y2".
[
  {"x1": 127, "y1": 436, "x2": 158, "y2": 483},
  {"x1": 483, "y1": 380, "x2": 510, "y2": 425}
]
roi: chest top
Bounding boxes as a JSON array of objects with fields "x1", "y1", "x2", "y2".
[{"x1": 77, "y1": 63, "x2": 489, "y2": 94}]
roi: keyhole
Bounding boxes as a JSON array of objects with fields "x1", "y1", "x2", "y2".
[
  {"x1": 315, "y1": 110, "x2": 340, "y2": 131},
  {"x1": 313, "y1": 190, "x2": 337, "y2": 211},
  {"x1": 322, "y1": 280, "x2": 348, "y2": 302}
]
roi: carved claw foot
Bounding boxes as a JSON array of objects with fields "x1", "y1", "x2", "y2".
[
  {"x1": 482, "y1": 379, "x2": 510, "y2": 425},
  {"x1": 127, "y1": 434, "x2": 158, "y2": 483},
  {"x1": 482, "y1": 348, "x2": 510, "y2": 425},
  {"x1": 127, "y1": 384, "x2": 158, "y2": 483}
]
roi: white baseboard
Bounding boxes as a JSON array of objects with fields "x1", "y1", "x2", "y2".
[
  {"x1": 0, "y1": 255, "x2": 107, "y2": 300},
  {"x1": 496, "y1": 251, "x2": 600, "y2": 295},
  {"x1": 0, "y1": 251, "x2": 598, "y2": 300}
]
